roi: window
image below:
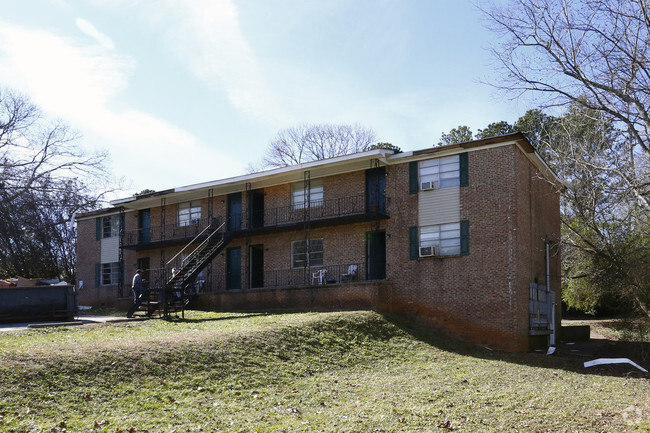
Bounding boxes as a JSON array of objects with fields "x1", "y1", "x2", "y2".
[
  {"x1": 419, "y1": 155, "x2": 460, "y2": 190},
  {"x1": 102, "y1": 215, "x2": 120, "y2": 238},
  {"x1": 178, "y1": 201, "x2": 202, "y2": 226},
  {"x1": 291, "y1": 179, "x2": 323, "y2": 209},
  {"x1": 291, "y1": 239, "x2": 324, "y2": 268},
  {"x1": 101, "y1": 262, "x2": 120, "y2": 285},
  {"x1": 420, "y1": 222, "x2": 461, "y2": 256}
]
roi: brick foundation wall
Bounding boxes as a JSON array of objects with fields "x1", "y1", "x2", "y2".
[{"x1": 193, "y1": 281, "x2": 389, "y2": 312}]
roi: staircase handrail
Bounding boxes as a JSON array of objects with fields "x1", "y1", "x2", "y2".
[
  {"x1": 180, "y1": 222, "x2": 226, "y2": 270},
  {"x1": 166, "y1": 219, "x2": 224, "y2": 267}
]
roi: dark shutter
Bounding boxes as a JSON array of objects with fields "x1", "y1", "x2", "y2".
[
  {"x1": 460, "y1": 220, "x2": 469, "y2": 255},
  {"x1": 95, "y1": 263, "x2": 101, "y2": 287},
  {"x1": 459, "y1": 152, "x2": 468, "y2": 187},
  {"x1": 409, "y1": 226, "x2": 418, "y2": 260},
  {"x1": 409, "y1": 161, "x2": 418, "y2": 194},
  {"x1": 96, "y1": 217, "x2": 101, "y2": 240}
]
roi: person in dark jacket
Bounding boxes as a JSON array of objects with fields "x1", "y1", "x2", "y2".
[{"x1": 126, "y1": 269, "x2": 147, "y2": 318}]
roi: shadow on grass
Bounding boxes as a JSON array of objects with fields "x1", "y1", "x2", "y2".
[
  {"x1": 133, "y1": 308, "x2": 650, "y2": 379},
  {"x1": 382, "y1": 313, "x2": 650, "y2": 379},
  {"x1": 167, "y1": 312, "x2": 270, "y2": 323}
]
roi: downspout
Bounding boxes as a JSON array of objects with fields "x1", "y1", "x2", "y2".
[{"x1": 547, "y1": 240, "x2": 556, "y2": 347}]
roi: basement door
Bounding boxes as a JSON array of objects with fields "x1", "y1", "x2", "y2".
[
  {"x1": 366, "y1": 230, "x2": 386, "y2": 280},
  {"x1": 226, "y1": 247, "x2": 241, "y2": 290}
]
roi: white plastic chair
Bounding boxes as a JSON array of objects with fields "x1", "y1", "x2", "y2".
[
  {"x1": 312, "y1": 269, "x2": 327, "y2": 285},
  {"x1": 341, "y1": 264, "x2": 358, "y2": 281}
]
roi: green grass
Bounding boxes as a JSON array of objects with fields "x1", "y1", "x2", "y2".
[{"x1": 0, "y1": 311, "x2": 648, "y2": 432}]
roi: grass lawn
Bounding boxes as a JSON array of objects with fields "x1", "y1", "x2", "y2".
[{"x1": 0, "y1": 310, "x2": 648, "y2": 432}]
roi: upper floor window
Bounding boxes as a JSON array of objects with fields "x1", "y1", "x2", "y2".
[
  {"x1": 291, "y1": 238, "x2": 324, "y2": 268},
  {"x1": 292, "y1": 178, "x2": 323, "y2": 210},
  {"x1": 419, "y1": 155, "x2": 460, "y2": 190},
  {"x1": 420, "y1": 222, "x2": 461, "y2": 256},
  {"x1": 102, "y1": 215, "x2": 120, "y2": 238},
  {"x1": 178, "y1": 201, "x2": 201, "y2": 227}
]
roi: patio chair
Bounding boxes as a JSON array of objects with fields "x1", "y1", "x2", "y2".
[
  {"x1": 341, "y1": 264, "x2": 358, "y2": 281},
  {"x1": 312, "y1": 269, "x2": 327, "y2": 285}
]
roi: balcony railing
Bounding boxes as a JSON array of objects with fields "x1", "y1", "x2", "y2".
[
  {"x1": 123, "y1": 217, "x2": 221, "y2": 246},
  {"x1": 135, "y1": 262, "x2": 369, "y2": 294},
  {"x1": 251, "y1": 194, "x2": 381, "y2": 229},
  {"x1": 257, "y1": 263, "x2": 366, "y2": 290},
  {"x1": 123, "y1": 194, "x2": 385, "y2": 247}
]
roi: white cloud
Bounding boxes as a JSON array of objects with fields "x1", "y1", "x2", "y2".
[
  {"x1": 75, "y1": 17, "x2": 115, "y2": 50},
  {"x1": 0, "y1": 20, "x2": 242, "y2": 194},
  {"x1": 126, "y1": 0, "x2": 294, "y2": 127}
]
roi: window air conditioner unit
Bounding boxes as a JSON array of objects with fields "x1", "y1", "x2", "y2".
[
  {"x1": 419, "y1": 245, "x2": 438, "y2": 257},
  {"x1": 420, "y1": 180, "x2": 439, "y2": 191}
]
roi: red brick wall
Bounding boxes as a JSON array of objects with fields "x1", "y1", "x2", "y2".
[
  {"x1": 382, "y1": 145, "x2": 560, "y2": 352},
  {"x1": 75, "y1": 146, "x2": 561, "y2": 352},
  {"x1": 75, "y1": 211, "x2": 136, "y2": 306}
]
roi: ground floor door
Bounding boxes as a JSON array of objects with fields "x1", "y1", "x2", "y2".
[
  {"x1": 226, "y1": 247, "x2": 241, "y2": 290},
  {"x1": 249, "y1": 244, "x2": 264, "y2": 288},
  {"x1": 366, "y1": 230, "x2": 386, "y2": 280}
]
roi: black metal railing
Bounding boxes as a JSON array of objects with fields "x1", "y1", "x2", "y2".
[
  {"x1": 123, "y1": 216, "x2": 222, "y2": 246},
  {"x1": 123, "y1": 194, "x2": 385, "y2": 247},
  {"x1": 137, "y1": 262, "x2": 370, "y2": 295},
  {"x1": 252, "y1": 194, "x2": 373, "y2": 228},
  {"x1": 144, "y1": 267, "x2": 212, "y2": 294},
  {"x1": 259, "y1": 263, "x2": 365, "y2": 289}
]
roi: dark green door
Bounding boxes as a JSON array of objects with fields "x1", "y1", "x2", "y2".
[
  {"x1": 366, "y1": 231, "x2": 386, "y2": 280},
  {"x1": 249, "y1": 244, "x2": 264, "y2": 288},
  {"x1": 138, "y1": 209, "x2": 151, "y2": 243},
  {"x1": 226, "y1": 247, "x2": 241, "y2": 290},
  {"x1": 228, "y1": 193, "x2": 242, "y2": 232},
  {"x1": 249, "y1": 191, "x2": 264, "y2": 229},
  {"x1": 366, "y1": 167, "x2": 386, "y2": 213}
]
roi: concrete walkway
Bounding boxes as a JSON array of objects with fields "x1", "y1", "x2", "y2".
[{"x1": 0, "y1": 314, "x2": 140, "y2": 332}]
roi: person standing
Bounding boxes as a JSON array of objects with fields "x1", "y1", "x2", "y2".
[{"x1": 127, "y1": 269, "x2": 147, "y2": 318}]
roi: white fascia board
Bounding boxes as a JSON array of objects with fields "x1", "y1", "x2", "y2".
[
  {"x1": 175, "y1": 148, "x2": 393, "y2": 192},
  {"x1": 110, "y1": 148, "x2": 393, "y2": 207},
  {"x1": 75, "y1": 208, "x2": 135, "y2": 222}
]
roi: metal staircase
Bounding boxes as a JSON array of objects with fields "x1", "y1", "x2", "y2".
[{"x1": 139, "y1": 219, "x2": 230, "y2": 319}]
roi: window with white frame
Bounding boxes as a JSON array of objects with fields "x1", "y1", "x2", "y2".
[
  {"x1": 291, "y1": 179, "x2": 323, "y2": 209},
  {"x1": 420, "y1": 222, "x2": 461, "y2": 256},
  {"x1": 101, "y1": 262, "x2": 120, "y2": 285},
  {"x1": 291, "y1": 238, "x2": 324, "y2": 268},
  {"x1": 419, "y1": 155, "x2": 460, "y2": 190},
  {"x1": 178, "y1": 201, "x2": 202, "y2": 226},
  {"x1": 102, "y1": 215, "x2": 120, "y2": 238}
]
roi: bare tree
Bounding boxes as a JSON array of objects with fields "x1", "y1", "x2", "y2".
[
  {"x1": 249, "y1": 123, "x2": 377, "y2": 171},
  {"x1": 482, "y1": 0, "x2": 650, "y2": 210},
  {"x1": 482, "y1": 0, "x2": 650, "y2": 317},
  {"x1": 0, "y1": 87, "x2": 113, "y2": 280}
]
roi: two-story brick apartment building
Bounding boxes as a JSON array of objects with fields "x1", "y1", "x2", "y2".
[{"x1": 75, "y1": 133, "x2": 562, "y2": 352}]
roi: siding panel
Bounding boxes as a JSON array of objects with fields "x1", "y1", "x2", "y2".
[
  {"x1": 101, "y1": 236, "x2": 120, "y2": 263},
  {"x1": 418, "y1": 186, "x2": 460, "y2": 226}
]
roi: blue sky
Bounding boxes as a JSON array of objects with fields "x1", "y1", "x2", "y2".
[{"x1": 0, "y1": 0, "x2": 524, "y2": 197}]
